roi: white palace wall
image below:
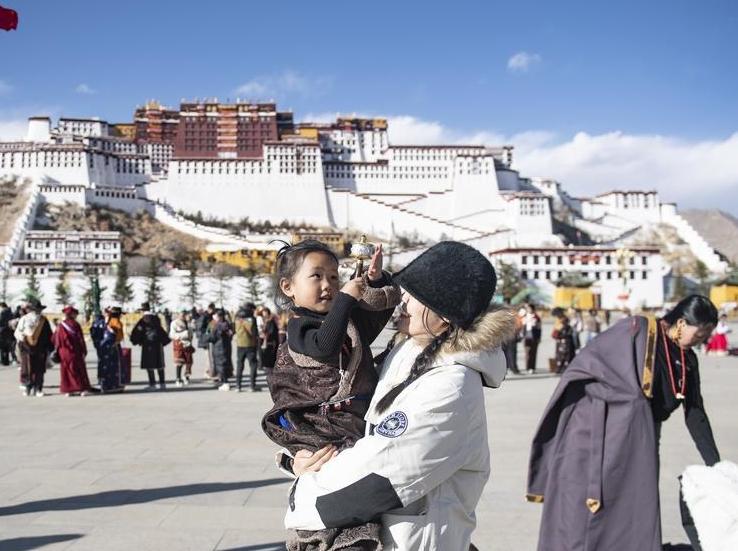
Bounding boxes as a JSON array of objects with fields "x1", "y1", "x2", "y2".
[
  {"x1": 147, "y1": 173, "x2": 331, "y2": 226},
  {"x1": 325, "y1": 188, "x2": 479, "y2": 241}
]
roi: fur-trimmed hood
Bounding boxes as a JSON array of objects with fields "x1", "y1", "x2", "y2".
[{"x1": 437, "y1": 307, "x2": 518, "y2": 388}]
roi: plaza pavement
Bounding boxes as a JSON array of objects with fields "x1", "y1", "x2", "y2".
[{"x1": 1, "y1": 323, "x2": 737, "y2": 550}]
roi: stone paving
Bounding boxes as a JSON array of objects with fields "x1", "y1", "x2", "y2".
[{"x1": 0, "y1": 325, "x2": 737, "y2": 550}]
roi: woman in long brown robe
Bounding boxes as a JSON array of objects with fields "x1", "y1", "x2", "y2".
[{"x1": 53, "y1": 305, "x2": 93, "y2": 396}]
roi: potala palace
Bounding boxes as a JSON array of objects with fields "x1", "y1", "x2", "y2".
[{"x1": 0, "y1": 100, "x2": 730, "y2": 310}]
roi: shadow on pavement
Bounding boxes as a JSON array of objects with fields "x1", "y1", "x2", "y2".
[
  {"x1": 0, "y1": 534, "x2": 84, "y2": 550},
  {"x1": 121, "y1": 385, "x2": 222, "y2": 394},
  {"x1": 0, "y1": 479, "x2": 290, "y2": 516},
  {"x1": 220, "y1": 544, "x2": 287, "y2": 551}
]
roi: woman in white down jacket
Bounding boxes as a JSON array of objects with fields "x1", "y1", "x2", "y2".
[{"x1": 279, "y1": 242, "x2": 516, "y2": 550}]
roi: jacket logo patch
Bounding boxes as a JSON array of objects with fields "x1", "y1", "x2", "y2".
[{"x1": 375, "y1": 411, "x2": 408, "y2": 438}]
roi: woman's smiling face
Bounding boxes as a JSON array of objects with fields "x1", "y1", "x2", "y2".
[{"x1": 396, "y1": 291, "x2": 447, "y2": 342}]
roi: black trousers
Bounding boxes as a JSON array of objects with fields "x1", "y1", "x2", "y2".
[
  {"x1": 503, "y1": 339, "x2": 519, "y2": 373},
  {"x1": 146, "y1": 369, "x2": 165, "y2": 386},
  {"x1": 22, "y1": 352, "x2": 46, "y2": 391},
  {"x1": 524, "y1": 339, "x2": 539, "y2": 372},
  {"x1": 236, "y1": 347, "x2": 258, "y2": 389}
]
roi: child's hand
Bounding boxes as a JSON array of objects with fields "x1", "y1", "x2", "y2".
[
  {"x1": 293, "y1": 445, "x2": 338, "y2": 476},
  {"x1": 367, "y1": 243, "x2": 383, "y2": 282},
  {"x1": 341, "y1": 277, "x2": 366, "y2": 300}
]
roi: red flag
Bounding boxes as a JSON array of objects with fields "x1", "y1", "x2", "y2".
[{"x1": 0, "y1": 5, "x2": 18, "y2": 31}]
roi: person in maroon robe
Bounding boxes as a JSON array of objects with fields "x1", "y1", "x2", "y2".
[{"x1": 53, "y1": 305, "x2": 93, "y2": 396}]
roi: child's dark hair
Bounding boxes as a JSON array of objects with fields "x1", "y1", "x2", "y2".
[
  {"x1": 272, "y1": 239, "x2": 339, "y2": 311},
  {"x1": 374, "y1": 309, "x2": 457, "y2": 414}
]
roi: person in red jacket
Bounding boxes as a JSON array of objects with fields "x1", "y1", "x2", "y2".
[{"x1": 53, "y1": 305, "x2": 94, "y2": 396}]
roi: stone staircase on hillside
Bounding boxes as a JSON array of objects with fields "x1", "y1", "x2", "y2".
[
  {"x1": 0, "y1": 183, "x2": 42, "y2": 275},
  {"x1": 144, "y1": 199, "x2": 288, "y2": 248},
  {"x1": 661, "y1": 210, "x2": 728, "y2": 273},
  {"x1": 353, "y1": 192, "x2": 487, "y2": 239}
]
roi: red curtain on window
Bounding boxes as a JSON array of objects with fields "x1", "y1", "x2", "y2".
[{"x1": 0, "y1": 5, "x2": 18, "y2": 31}]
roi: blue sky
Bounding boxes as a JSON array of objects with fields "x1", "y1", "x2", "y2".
[{"x1": 1, "y1": 0, "x2": 737, "y2": 212}]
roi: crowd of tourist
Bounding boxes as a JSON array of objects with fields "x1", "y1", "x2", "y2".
[
  {"x1": 0, "y1": 298, "x2": 291, "y2": 397},
  {"x1": 504, "y1": 304, "x2": 614, "y2": 375},
  {"x1": 0, "y1": 297, "x2": 733, "y2": 397},
  {"x1": 503, "y1": 303, "x2": 735, "y2": 376}
]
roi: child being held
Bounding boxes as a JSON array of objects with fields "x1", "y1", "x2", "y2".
[{"x1": 262, "y1": 239, "x2": 400, "y2": 551}]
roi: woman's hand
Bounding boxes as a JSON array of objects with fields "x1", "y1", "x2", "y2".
[
  {"x1": 293, "y1": 445, "x2": 338, "y2": 476},
  {"x1": 367, "y1": 243, "x2": 383, "y2": 282}
]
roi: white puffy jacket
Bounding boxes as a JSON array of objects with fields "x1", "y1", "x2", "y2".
[{"x1": 283, "y1": 309, "x2": 515, "y2": 550}]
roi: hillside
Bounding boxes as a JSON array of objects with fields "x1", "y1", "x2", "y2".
[
  {"x1": 33, "y1": 202, "x2": 206, "y2": 265},
  {"x1": 0, "y1": 177, "x2": 31, "y2": 244},
  {"x1": 680, "y1": 209, "x2": 738, "y2": 265},
  {"x1": 622, "y1": 223, "x2": 698, "y2": 273}
]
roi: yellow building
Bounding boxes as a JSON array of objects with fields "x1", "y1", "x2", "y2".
[
  {"x1": 710, "y1": 280, "x2": 738, "y2": 309},
  {"x1": 553, "y1": 287, "x2": 598, "y2": 310},
  {"x1": 200, "y1": 245, "x2": 278, "y2": 273},
  {"x1": 291, "y1": 230, "x2": 345, "y2": 257},
  {"x1": 110, "y1": 123, "x2": 136, "y2": 141}
]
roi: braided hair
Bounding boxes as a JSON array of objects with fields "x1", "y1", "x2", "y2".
[{"x1": 374, "y1": 318, "x2": 456, "y2": 414}]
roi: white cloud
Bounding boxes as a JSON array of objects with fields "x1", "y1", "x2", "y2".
[
  {"x1": 235, "y1": 70, "x2": 331, "y2": 99},
  {"x1": 0, "y1": 118, "x2": 27, "y2": 140},
  {"x1": 0, "y1": 80, "x2": 12, "y2": 95},
  {"x1": 0, "y1": 105, "x2": 60, "y2": 141},
  {"x1": 75, "y1": 83, "x2": 96, "y2": 95},
  {"x1": 514, "y1": 131, "x2": 738, "y2": 211},
  {"x1": 507, "y1": 52, "x2": 541, "y2": 73}
]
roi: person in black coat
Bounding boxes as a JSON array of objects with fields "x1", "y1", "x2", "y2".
[
  {"x1": 130, "y1": 303, "x2": 171, "y2": 390},
  {"x1": 259, "y1": 307, "x2": 279, "y2": 369},
  {"x1": 0, "y1": 302, "x2": 14, "y2": 366},
  {"x1": 196, "y1": 303, "x2": 216, "y2": 378},
  {"x1": 208, "y1": 309, "x2": 233, "y2": 390}
]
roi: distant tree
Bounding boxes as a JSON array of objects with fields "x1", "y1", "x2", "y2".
[
  {"x1": 144, "y1": 257, "x2": 164, "y2": 309},
  {"x1": 112, "y1": 258, "x2": 134, "y2": 307},
  {"x1": 496, "y1": 261, "x2": 526, "y2": 303},
  {"x1": 183, "y1": 258, "x2": 201, "y2": 308},
  {"x1": 670, "y1": 268, "x2": 688, "y2": 302},
  {"x1": 693, "y1": 260, "x2": 710, "y2": 296},
  {"x1": 213, "y1": 264, "x2": 231, "y2": 308},
  {"x1": 555, "y1": 271, "x2": 593, "y2": 289},
  {"x1": 241, "y1": 268, "x2": 261, "y2": 305},
  {"x1": 81, "y1": 270, "x2": 106, "y2": 319},
  {"x1": 0, "y1": 271, "x2": 8, "y2": 303},
  {"x1": 54, "y1": 263, "x2": 71, "y2": 307},
  {"x1": 23, "y1": 269, "x2": 43, "y2": 302}
]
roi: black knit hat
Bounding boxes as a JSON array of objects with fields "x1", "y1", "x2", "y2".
[{"x1": 393, "y1": 241, "x2": 496, "y2": 330}]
